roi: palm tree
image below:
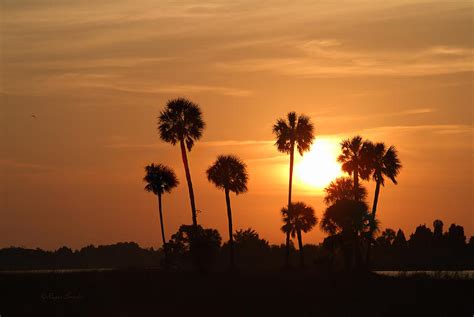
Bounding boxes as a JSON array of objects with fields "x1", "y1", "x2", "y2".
[
  {"x1": 281, "y1": 202, "x2": 317, "y2": 268},
  {"x1": 143, "y1": 163, "x2": 179, "y2": 266},
  {"x1": 368, "y1": 143, "x2": 401, "y2": 222},
  {"x1": 158, "y1": 98, "x2": 205, "y2": 227},
  {"x1": 366, "y1": 142, "x2": 401, "y2": 264},
  {"x1": 338, "y1": 136, "x2": 373, "y2": 201},
  {"x1": 324, "y1": 177, "x2": 367, "y2": 205},
  {"x1": 273, "y1": 112, "x2": 314, "y2": 267},
  {"x1": 320, "y1": 199, "x2": 374, "y2": 271},
  {"x1": 206, "y1": 155, "x2": 248, "y2": 269}
]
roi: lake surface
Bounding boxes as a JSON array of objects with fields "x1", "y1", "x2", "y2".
[
  {"x1": 375, "y1": 270, "x2": 474, "y2": 279},
  {"x1": 0, "y1": 268, "x2": 119, "y2": 274},
  {"x1": 1, "y1": 268, "x2": 473, "y2": 279}
]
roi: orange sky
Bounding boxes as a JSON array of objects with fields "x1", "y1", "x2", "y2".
[{"x1": 1, "y1": 0, "x2": 473, "y2": 249}]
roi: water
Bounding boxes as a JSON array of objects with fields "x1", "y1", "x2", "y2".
[
  {"x1": 375, "y1": 270, "x2": 474, "y2": 279},
  {"x1": 1, "y1": 268, "x2": 473, "y2": 279},
  {"x1": 0, "y1": 268, "x2": 118, "y2": 274}
]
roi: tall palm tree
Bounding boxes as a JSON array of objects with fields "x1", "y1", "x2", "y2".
[
  {"x1": 158, "y1": 98, "x2": 205, "y2": 227},
  {"x1": 368, "y1": 143, "x2": 401, "y2": 221},
  {"x1": 366, "y1": 142, "x2": 401, "y2": 264},
  {"x1": 206, "y1": 155, "x2": 248, "y2": 269},
  {"x1": 338, "y1": 136, "x2": 372, "y2": 201},
  {"x1": 281, "y1": 202, "x2": 317, "y2": 268},
  {"x1": 143, "y1": 163, "x2": 179, "y2": 265},
  {"x1": 273, "y1": 112, "x2": 314, "y2": 267}
]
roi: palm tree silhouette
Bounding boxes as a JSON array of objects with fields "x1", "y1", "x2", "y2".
[
  {"x1": 273, "y1": 112, "x2": 314, "y2": 267},
  {"x1": 338, "y1": 136, "x2": 372, "y2": 201},
  {"x1": 324, "y1": 177, "x2": 367, "y2": 205},
  {"x1": 320, "y1": 199, "x2": 374, "y2": 271},
  {"x1": 158, "y1": 98, "x2": 205, "y2": 227},
  {"x1": 366, "y1": 142, "x2": 401, "y2": 264},
  {"x1": 206, "y1": 155, "x2": 248, "y2": 269},
  {"x1": 143, "y1": 163, "x2": 179, "y2": 266},
  {"x1": 281, "y1": 202, "x2": 317, "y2": 268}
]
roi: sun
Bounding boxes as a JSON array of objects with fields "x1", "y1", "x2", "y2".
[{"x1": 295, "y1": 138, "x2": 343, "y2": 189}]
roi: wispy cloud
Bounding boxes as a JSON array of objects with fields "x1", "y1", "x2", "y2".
[
  {"x1": 246, "y1": 155, "x2": 287, "y2": 163},
  {"x1": 0, "y1": 160, "x2": 58, "y2": 172},
  {"x1": 215, "y1": 41, "x2": 473, "y2": 77},
  {"x1": 363, "y1": 124, "x2": 473, "y2": 135},
  {"x1": 200, "y1": 140, "x2": 273, "y2": 147},
  {"x1": 106, "y1": 140, "x2": 273, "y2": 149},
  {"x1": 399, "y1": 108, "x2": 436, "y2": 115},
  {"x1": 7, "y1": 57, "x2": 175, "y2": 70},
  {"x1": 7, "y1": 72, "x2": 252, "y2": 97},
  {"x1": 92, "y1": 84, "x2": 252, "y2": 97}
]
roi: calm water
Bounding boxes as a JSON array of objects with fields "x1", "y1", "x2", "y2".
[
  {"x1": 375, "y1": 270, "x2": 474, "y2": 279},
  {"x1": 0, "y1": 269, "x2": 473, "y2": 279},
  {"x1": 0, "y1": 268, "x2": 118, "y2": 274}
]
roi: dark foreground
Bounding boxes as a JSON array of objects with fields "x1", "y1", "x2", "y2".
[{"x1": 1, "y1": 269, "x2": 473, "y2": 317}]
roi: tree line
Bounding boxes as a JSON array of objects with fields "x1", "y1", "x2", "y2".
[{"x1": 1, "y1": 222, "x2": 472, "y2": 271}]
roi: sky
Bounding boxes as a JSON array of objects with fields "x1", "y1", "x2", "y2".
[{"x1": 1, "y1": 0, "x2": 473, "y2": 250}]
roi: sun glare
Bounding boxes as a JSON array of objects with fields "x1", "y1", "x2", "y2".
[{"x1": 295, "y1": 138, "x2": 343, "y2": 189}]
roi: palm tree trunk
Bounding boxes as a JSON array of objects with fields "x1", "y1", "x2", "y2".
[
  {"x1": 157, "y1": 194, "x2": 168, "y2": 268},
  {"x1": 342, "y1": 234, "x2": 352, "y2": 272},
  {"x1": 297, "y1": 229, "x2": 304, "y2": 268},
  {"x1": 354, "y1": 232, "x2": 362, "y2": 271},
  {"x1": 225, "y1": 188, "x2": 235, "y2": 269},
  {"x1": 285, "y1": 142, "x2": 295, "y2": 268},
  {"x1": 366, "y1": 180, "x2": 381, "y2": 266},
  {"x1": 157, "y1": 194, "x2": 167, "y2": 246},
  {"x1": 180, "y1": 139, "x2": 198, "y2": 227},
  {"x1": 354, "y1": 165, "x2": 359, "y2": 201},
  {"x1": 371, "y1": 180, "x2": 381, "y2": 218}
]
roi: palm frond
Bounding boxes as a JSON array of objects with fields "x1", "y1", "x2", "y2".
[
  {"x1": 280, "y1": 202, "x2": 318, "y2": 237},
  {"x1": 206, "y1": 155, "x2": 248, "y2": 194},
  {"x1": 158, "y1": 98, "x2": 205, "y2": 151},
  {"x1": 272, "y1": 112, "x2": 314, "y2": 155},
  {"x1": 143, "y1": 163, "x2": 179, "y2": 195}
]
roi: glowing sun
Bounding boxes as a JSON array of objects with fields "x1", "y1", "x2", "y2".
[{"x1": 296, "y1": 138, "x2": 343, "y2": 189}]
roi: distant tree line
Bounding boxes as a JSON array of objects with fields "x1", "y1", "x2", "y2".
[
  {"x1": 0, "y1": 242, "x2": 160, "y2": 270},
  {"x1": 373, "y1": 220, "x2": 474, "y2": 270},
  {"x1": 1, "y1": 223, "x2": 472, "y2": 271}
]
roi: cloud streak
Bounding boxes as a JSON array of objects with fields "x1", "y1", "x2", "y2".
[
  {"x1": 215, "y1": 43, "x2": 473, "y2": 77},
  {"x1": 106, "y1": 140, "x2": 273, "y2": 150}
]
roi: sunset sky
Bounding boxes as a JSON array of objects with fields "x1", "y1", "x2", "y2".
[{"x1": 2, "y1": 0, "x2": 473, "y2": 250}]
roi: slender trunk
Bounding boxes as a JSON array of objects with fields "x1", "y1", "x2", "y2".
[
  {"x1": 157, "y1": 194, "x2": 166, "y2": 246},
  {"x1": 354, "y1": 232, "x2": 362, "y2": 271},
  {"x1": 180, "y1": 139, "x2": 198, "y2": 227},
  {"x1": 225, "y1": 188, "x2": 235, "y2": 269},
  {"x1": 157, "y1": 194, "x2": 168, "y2": 268},
  {"x1": 354, "y1": 165, "x2": 359, "y2": 201},
  {"x1": 366, "y1": 180, "x2": 381, "y2": 267},
  {"x1": 288, "y1": 143, "x2": 294, "y2": 210},
  {"x1": 371, "y1": 180, "x2": 381, "y2": 218},
  {"x1": 297, "y1": 229, "x2": 304, "y2": 268},
  {"x1": 285, "y1": 142, "x2": 295, "y2": 268},
  {"x1": 342, "y1": 234, "x2": 352, "y2": 272}
]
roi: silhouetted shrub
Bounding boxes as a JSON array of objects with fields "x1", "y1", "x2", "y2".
[{"x1": 168, "y1": 225, "x2": 221, "y2": 271}]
